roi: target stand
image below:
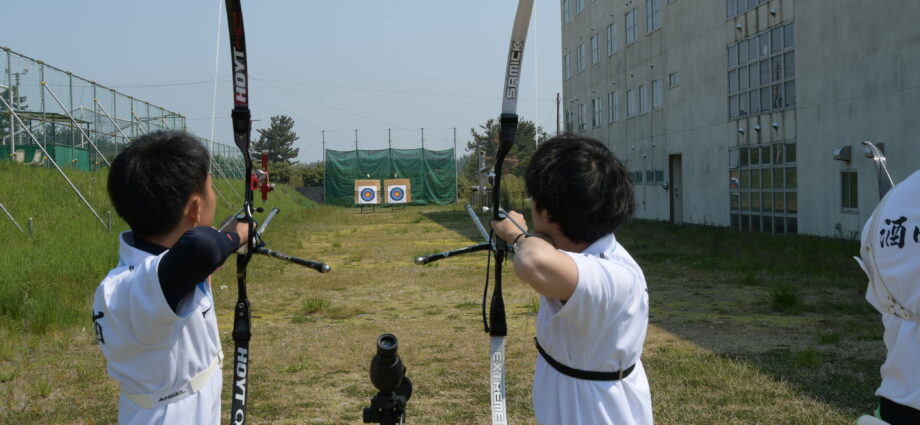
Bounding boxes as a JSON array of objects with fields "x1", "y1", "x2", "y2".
[
  {"x1": 384, "y1": 179, "x2": 410, "y2": 213},
  {"x1": 355, "y1": 179, "x2": 380, "y2": 213}
]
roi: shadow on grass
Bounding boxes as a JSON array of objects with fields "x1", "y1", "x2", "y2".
[
  {"x1": 420, "y1": 207, "x2": 534, "y2": 244},
  {"x1": 615, "y1": 220, "x2": 882, "y2": 417},
  {"x1": 422, "y1": 210, "x2": 882, "y2": 417}
]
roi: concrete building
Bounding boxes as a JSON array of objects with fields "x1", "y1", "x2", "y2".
[{"x1": 560, "y1": 0, "x2": 920, "y2": 237}]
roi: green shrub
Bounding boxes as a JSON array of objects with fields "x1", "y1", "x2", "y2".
[{"x1": 769, "y1": 284, "x2": 804, "y2": 314}]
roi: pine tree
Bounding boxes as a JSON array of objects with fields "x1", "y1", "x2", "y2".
[{"x1": 253, "y1": 115, "x2": 299, "y2": 164}]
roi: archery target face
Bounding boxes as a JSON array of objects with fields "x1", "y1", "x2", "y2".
[
  {"x1": 387, "y1": 185, "x2": 407, "y2": 203},
  {"x1": 358, "y1": 186, "x2": 378, "y2": 204}
]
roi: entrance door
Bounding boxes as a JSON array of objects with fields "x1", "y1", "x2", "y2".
[{"x1": 669, "y1": 154, "x2": 683, "y2": 224}]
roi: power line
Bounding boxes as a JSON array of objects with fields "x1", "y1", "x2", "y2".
[
  {"x1": 251, "y1": 76, "x2": 557, "y2": 102},
  {"x1": 253, "y1": 78, "x2": 453, "y2": 143}
]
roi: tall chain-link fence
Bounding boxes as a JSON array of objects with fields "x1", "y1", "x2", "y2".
[
  {"x1": 1, "y1": 46, "x2": 243, "y2": 178},
  {"x1": 0, "y1": 46, "x2": 245, "y2": 231}
]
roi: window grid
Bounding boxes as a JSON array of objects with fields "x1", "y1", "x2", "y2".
[
  {"x1": 564, "y1": 54, "x2": 572, "y2": 80},
  {"x1": 577, "y1": 44, "x2": 586, "y2": 72},
  {"x1": 563, "y1": 0, "x2": 572, "y2": 23},
  {"x1": 652, "y1": 79, "x2": 663, "y2": 110},
  {"x1": 608, "y1": 90, "x2": 619, "y2": 123},
  {"x1": 578, "y1": 103, "x2": 587, "y2": 131},
  {"x1": 728, "y1": 23, "x2": 795, "y2": 120},
  {"x1": 669, "y1": 72, "x2": 679, "y2": 88},
  {"x1": 627, "y1": 89, "x2": 636, "y2": 117},
  {"x1": 626, "y1": 9, "x2": 637, "y2": 45},
  {"x1": 576, "y1": 0, "x2": 584, "y2": 14},
  {"x1": 639, "y1": 84, "x2": 649, "y2": 114},
  {"x1": 729, "y1": 141, "x2": 798, "y2": 234},
  {"x1": 841, "y1": 171, "x2": 858, "y2": 210},
  {"x1": 607, "y1": 22, "x2": 619, "y2": 56},
  {"x1": 727, "y1": 0, "x2": 770, "y2": 19},
  {"x1": 591, "y1": 34, "x2": 600, "y2": 65},
  {"x1": 646, "y1": 0, "x2": 661, "y2": 34},
  {"x1": 592, "y1": 97, "x2": 603, "y2": 127}
]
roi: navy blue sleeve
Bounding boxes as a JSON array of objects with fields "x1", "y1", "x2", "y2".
[{"x1": 159, "y1": 227, "x2": 240, "y2": 312}]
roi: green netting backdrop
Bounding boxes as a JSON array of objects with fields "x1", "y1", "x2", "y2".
[{"x1": 324, "y1": 148, "x2": 456, "y2": 206}]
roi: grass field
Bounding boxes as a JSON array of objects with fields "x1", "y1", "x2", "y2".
[{"x1": 0, "y1": 168, "x2": 885, "y2": 424}]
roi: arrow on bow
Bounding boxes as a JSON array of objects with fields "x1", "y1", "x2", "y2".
[{"x1": 223, "y1": 2, "x2": 331, "y2": 424}]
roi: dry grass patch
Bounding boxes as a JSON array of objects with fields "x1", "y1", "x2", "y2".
[{"x1": 0, "y1": 205, "x2": 886, "y2": 424}]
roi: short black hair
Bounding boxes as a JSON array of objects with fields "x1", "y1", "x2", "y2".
[
  {"x1": 525, "y1": 135, "x2": 635, "y2": 244},
  {"x1": 107, "y1": 130, "x2": 211, "y2": 237}
]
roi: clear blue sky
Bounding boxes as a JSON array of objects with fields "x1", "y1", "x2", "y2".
[{"x1": 0, "y1": 1, "x2": 562, "y2": 163}]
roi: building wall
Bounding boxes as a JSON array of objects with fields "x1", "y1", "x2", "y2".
[{"x1": 560, "y1": 0, "x2": 920, "y2": 237}]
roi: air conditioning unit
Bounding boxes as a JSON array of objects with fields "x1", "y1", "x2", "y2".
[{"x1": 833, "y1": 145, "x2": 852, "y2": 162}]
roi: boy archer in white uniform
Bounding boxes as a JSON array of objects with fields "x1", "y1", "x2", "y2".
[
  {"x1": 856, "y1": 168, "x2": 920, "y2": 425},
  {"x1": 93, "y1": 131, "x2": 249, "y2": 424},
  {"x1": 491, "y1": 135, "x2": 653, "y2": 425}
]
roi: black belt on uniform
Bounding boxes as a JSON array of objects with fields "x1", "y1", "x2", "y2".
[{"x1": 534, "y1": 337, "x2": 635, "y2": 381}]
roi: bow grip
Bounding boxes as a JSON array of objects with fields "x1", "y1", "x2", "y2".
[
  {"x1": 498, "y1": 113, "x2": 518, "y2": 145},
  {"x1": 231, "y1": 108, "x2": 251, "y2": 133}
]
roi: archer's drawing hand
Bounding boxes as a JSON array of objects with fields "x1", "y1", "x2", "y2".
[{"x1": 490, "y1": 210, "x2": 528, "y2": 244}]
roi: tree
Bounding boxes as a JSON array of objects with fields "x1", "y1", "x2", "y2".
[
  {"x1": 300, "y1": 161, "x2": 325, "y2": 187},
  {"x1": 0, "y1": 86, "x2": 28, "y2": 146},
  {"x1": 253, "y1": 115, "x2": 299, "y2": 164},
  {"x1": 463, "y1": 117, "x2": 547, "y2": 184}
]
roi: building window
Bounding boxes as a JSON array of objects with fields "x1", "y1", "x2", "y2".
[
  {"x1": 566, "y1": 110, "x2": 574, "y2": 132},
  {"x1": 626, "y1": 9, "x2": 637, "y2": 45},
  {"x1": 627, "y1": 89, "x2": 637, "y2": 117},
  {"x1": 608, "y1": 90, "x2": 619, "y2": 123},
  {"x1": 639, "y1": 84, "x2": 649, "y2": 113},
  {"x1": 576, "y1": 0, "x2": 584, "y2": 14},
  {"x1": 652, "y1": 79, "x2": 663, "y2": 109},
  {"x1": 727, "y1": 0, "x2": 769, "y2": 19},
  {"x1": 563, "y1": 0, "x2": 572, "y2": 23},
  {"x1": 727, "y1": 23, "x2": 795, "y2": 120},
  {"x1": 592, "y1": 97, "x2": 603, "y2": 127},
  {"x1": 842, "y1": 171, "x2": 858, "y2": 210},
  {"x1": 729, "y1": 142, "x2": 797, "y2": 234},
  {"x1": 591, "y1": 34, "x2": 600, "y2": 64},
  {"x1": 607, "y1": 22, "x2": 618, "y2": 55},
  {"x1": 631, "y1": 171, "x2": 644, "y2": 184},
  {"x1": 669, "y1": 72, "x2": 680, "y2": 88},
  {"x1": 577, "y1": 44, "x2": 586, "y2": 72},
  {"x1": 564, "y1": 54, "x2": 572, "y2": 80},
  {"x1": 646, "y1": 0, "x2": 661, "y2": 34},
  {"x1": 578, "y1": 103, "x2": 587, "y2": 131}
]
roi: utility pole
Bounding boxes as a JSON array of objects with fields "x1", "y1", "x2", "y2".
[
  {"x1": 322, "y1": 130, "x2": 326, "y2": 205},
  {"x1": 453, "y1": 127, "x2": 458, "y2": 204}
]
